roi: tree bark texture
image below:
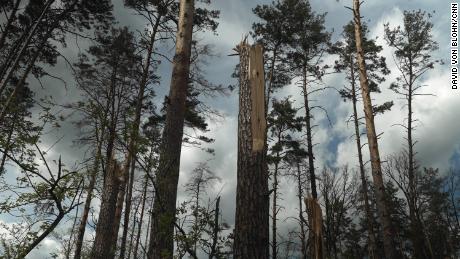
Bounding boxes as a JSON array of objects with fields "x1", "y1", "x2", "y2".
[
  {"x1": 148, "y1": 0, "x2": 195, "y2": 258},
  {"x1": 233, "y1": 42, "x2": 269, "y2": 259},
  {"x1": 350, "y1": 56, "x2": 378, "y2": 259},
  {"x1": 90, "y1": 160, "x2": 123, "y2": 259}
]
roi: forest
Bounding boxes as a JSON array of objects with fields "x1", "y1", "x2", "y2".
[{"x1": 0, "y1": 0, "x2": 458, "y2": 258}]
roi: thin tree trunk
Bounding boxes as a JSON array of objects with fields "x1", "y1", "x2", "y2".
[
  {"x1": 127, "y1": 197, "x2": 141, "y2": 259},
  {"x1": 147, "y1": 0, "x2": 195, "y2": 257},
  {"x1": 350, "y1": 56, "x2": 377, "y2": 259},
  {"x1": 352, "y1": 1, "x2": 398, "y2": 258},
  {"x1": 209, "y1": 196, "x2": 220, "y2": 259},
  {"x1": 18, "y1": 212, "x2": 65, "y2": 258},
  {"x1": 0, "y1": 118, "x2": 15, "y2": 172},
  {"x1": 74, "y1": 97, "x2": 109, "y2": 259},
  {"x1": 301, "y1": 65, "x2": 317, "y2": 199},
  {"x1": 0, "y1": 0, "x2": 55, "y2": 98},
  {"x1": 119, "y1": 12, "x2": 162, "y2": 259},
  {"x1": 272, "y1": 157, "x2": 279, "y2": 259},
  {"x1": 233, "y1": 42, "x2": 269, "y2": 259},
  {"x1": 133, "y1": 176, "x2": 148, "y2": 259},
  {"x1": 0, "y1": 0, "x2": 21, "y2": 51},
  {"x1": 297, "y1": 162, "x2": 307, "y2": 259}
]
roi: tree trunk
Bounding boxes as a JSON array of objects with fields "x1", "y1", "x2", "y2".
[
  {"x1": 111, "y1": 158, "x2": 133, "y2": 251},
  {"x1": 301, "y1": 65, "x2": 317, "y2": 199},
  {"x1": 233, "y1": 42, "x2": 269, "y2": 259},
  {"x1": 74, "y1": 121, "x2": 105, "y2": 259},
  {"x1": 352, "y1": 1, "x2": 398, "y2": 258},
  {"x1": 147, "y1": 0, "x2": 195, "y2": 258},
  {"x1": 272, "y1": 157, "x2": 279, "y2": 259},
  {"x1": 90, "y1": 160, "x2": 123, "y2": 259},
  {"x1": 18, "y1": 212, "x2": 65, "y2": 258},
  {"x1": 133, "y1": 176, "x2": 148, "y2": 259},
  {"x1": 350, "y1": 55, "x2": 378, "y2": 259},
  {"x1": 0, "y1": 117, "x2": 15, "y2": 173},
  {"x1": 119, "y1": 12, "x2": 162, "y2": 258},
  {"x1": 297, "y1": 163, "x2": 307, "y2": 259},
  {"x1": 209, "y1": 196, "x2": 220, "y2": 259},
  {"x1": 0, "y1": 0, "x2": 55, "y2": 98},
  {"x1": 91, "y1": 66, "x2": 122, "y2": 258},
  {"x1": 0, "y1": 0, "x2": 21, "y2": 51}
]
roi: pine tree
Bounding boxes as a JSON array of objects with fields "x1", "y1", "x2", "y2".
[
  {"x1": 351, "y1": 1, "x2": 399, "y2": 257},
  {"x1": 333, "y1": 20, "x2": 392, "y2": 259},
  {"x1": 384, "y1": 10, "x2": 441, "y2": 259}
]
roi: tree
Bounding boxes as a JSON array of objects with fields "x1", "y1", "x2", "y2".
[
  {"x1": 233, "y1": 41, "x2": 269, "y2": 259},
  {"x1": 148, "y1": 0, "x2": 196, "y2": 257},
  {"x1": 351, "y1": 1, "x2": 399, "y2": 257},
  {"x1": 267, "y1": 97, "x2": 304, "y2": 259},
  {"x1": 384, "y1": 10, "x2": 441, "y2": 259},
  {"x1": 288, "y1": 0, "x2": 330, "y2": 202},
  {"x1": 82, "y1": 27, "x2": 141, "y2": 259},
  {"x1": 333, "y1": 20, "x2": 392, "y2": 259}
]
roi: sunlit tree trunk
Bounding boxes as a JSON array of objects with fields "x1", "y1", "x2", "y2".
[
  {"x1": 352, "y1": 1, "x2": 398, "y2": 258},
  {"x1": 148, "y1": 0, "x2": 195, "y2": 257}
]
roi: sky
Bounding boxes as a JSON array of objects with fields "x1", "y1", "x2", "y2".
[{"x1": 1, "y1": 0, "x2": 458, "y2": 258}]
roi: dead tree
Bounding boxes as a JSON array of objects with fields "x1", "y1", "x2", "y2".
[{"x1": 233, "y1": 41, "x2": 269, "y2": 259}]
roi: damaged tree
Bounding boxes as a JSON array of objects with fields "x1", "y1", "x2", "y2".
[{"x1": 233, "y1": 41, "x2": 269, "y2": 259}]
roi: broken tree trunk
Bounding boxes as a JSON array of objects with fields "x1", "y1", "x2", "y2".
[
  {"x1": 233, "y1": 41, "x2": 269, "y2": 259},
  {"x1": 304, "y1": 197, "x2": 324, "y2": 259}
]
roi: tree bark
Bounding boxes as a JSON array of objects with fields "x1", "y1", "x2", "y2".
[
  {"x1": 233, "y1": 42, "x2": 269, "y2": 259},
  {"x1": 0, "y1": 0, "x2": 55, "y2": 98},
  {"x1": 0, "y1": 0, "x2": 21, "y2": 51},
  {"x1": 119, "y1": 12, "x2": 162, "y2": 258},
  {"x1": 301, "y1": 65, "x2": 317, "y2": 199},
  {"x1": 74, "y1": 121, "x2": 105, "y2": 259},
  {"x1": 350, "y1": 55, "x2": 378, "y2": 259},
  {"x1": 352, "y1": 1, "x2": 398, "y2": 258},
  {"x1": 209, "y1": 196, "x2": 220, "y2": 259},
  {"x1": 90, "y1": 160, "x2": 123, "y2": 259},
  {"x1": 147, "y1": 0, "x2": 195, "y2": 258},
  {"x1": 133, "y1": 176, "x2": 148, "y2": 259},
  {"x1": 296, "y1": 163, "x2": 307, "y2": 259}
]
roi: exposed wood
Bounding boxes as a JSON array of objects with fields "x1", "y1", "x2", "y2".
[
  {"x1": 304, "y1": 197, "x2": 324, "y2": 259},
  {"x1": 233, "y1": 41, "x2": 269, "y2": 259}
]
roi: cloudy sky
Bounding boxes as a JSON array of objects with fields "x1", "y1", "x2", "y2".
[{"x1": 2, "y1": 0, "x2": 458, "y2": 258}]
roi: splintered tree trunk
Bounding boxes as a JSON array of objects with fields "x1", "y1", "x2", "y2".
[
  {"x1": 352, "y1": 1, "x2": 398, "y2": 258},
  {"x1": 304, "y1": 197, "x2": 324, "y2": 259},
  {"x1": 301, "y1": 64, "x2": 323, "y2": 258},
  {"x1": 91, "y1": 160, "x2": 123, "y2": 259},
  {"x1": 147, "y1": 0, "x2": 195, "y2": 258},
  {"x1": 350, "y1": 56, "x2": 377, "y2": 259},
  {"x1": 233, "y1": 42, "x2": 269, "y2": 259}
]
